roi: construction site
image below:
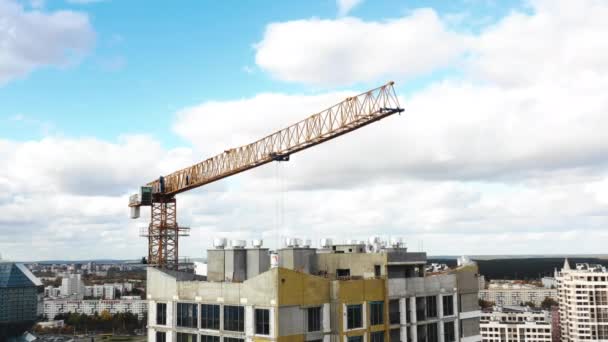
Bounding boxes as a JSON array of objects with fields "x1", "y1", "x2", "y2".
[{"x1": 127, "y1": 82, "x2": 482, "y2": 342}]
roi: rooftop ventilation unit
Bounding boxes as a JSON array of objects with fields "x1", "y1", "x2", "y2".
[
  {"x1": 251, "y1": 239, "x2": 263, "y2": 248},
  {"x1": 320, "y1": 238, "x2": 333, "y2": 248},
  {"x1": 302, "y1": 239, "x2": 312, "y2": 248},
  {"x1": 213, "y1": 238, "x2": 227, "y2": 249},
  {"x1": 231, "y1": 239, "x2": 246, "y2": 249}
]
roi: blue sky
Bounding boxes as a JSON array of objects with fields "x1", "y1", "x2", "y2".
[
  {"x1": 1, "y1": 0, "x2": 608, "y2": 261},
  {"x1": 1, "y1": 0, "x2": 522, "y2": 146}
]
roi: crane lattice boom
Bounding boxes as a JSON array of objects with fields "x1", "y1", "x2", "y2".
[{"x1": 130, "y1": 81, "x2": 403, "y2": 269}]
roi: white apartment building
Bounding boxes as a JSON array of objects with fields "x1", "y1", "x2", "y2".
[
  {"x1": 479, "y1": 283, "x2": 557, "y2": 307},
  {"x1": 92, "y1": 284, "x2": 104, "y2": 298},
  {"x1": 42, "y1": 299, "x2": 147, "y2": 320},
  {"x1": 104, "y1": 284, "x2": 116, "y2": 299},
  {"x1": 60, "y1": 273, "x2": 85, "y2": 297},
  {"x1": 556, "y1": 260, "x2": 608, "y2": 341},
  {"x1": 480, "y1": 306, "x2": 552, "y2": 342}
]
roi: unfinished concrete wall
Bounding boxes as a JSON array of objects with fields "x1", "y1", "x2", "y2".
[
  {"x1": 207, "y1": 249, "x2": 226, "y2": 282},
  {"x1": 225, "y1": 248, "x2": 247, "y2": 282},
  {"x1": 460, "y1": 317, "x2": 480, "y2": 337},
  {"x1": 316, "y1": 252, "x2": 386, "y2": 278},
  {"x1": 247, "y1": 248, "x2": 270, "y2": 279},
  {"x1": 278, "y1": 305, "x2": 305, "y2": 336},
  {"x1": 146, "y1": 267, "x2": 178, "y2": 300},
  {"x1": 390, "y1": 274, "x2": 456, "y2": 298},
  {"x1": 279, "y1": 248, "x2": 317, "y2": 274}
]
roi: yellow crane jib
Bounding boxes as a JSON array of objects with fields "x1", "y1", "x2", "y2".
[{"x1": 129, "y1": 81, "x2": 403, "y2": 269}]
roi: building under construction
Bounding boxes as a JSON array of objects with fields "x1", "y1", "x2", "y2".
[{"x1": 146, "y1": 238, "x2": 481, "y2": 342}]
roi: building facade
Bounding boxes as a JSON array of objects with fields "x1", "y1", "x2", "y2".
[
  {"x1": 147, "y1": 239, "x2": 481, "y2": 342},
  {"x1": 0, "y1": 261, "x2": 42, "y2": 325},
  {"x1": 60, "y1": 273, "x2": 85, "y2": 297},
  {"x1": 556, "y1": 260, "x2": 608, "y2": 341},
  {"x1": 42, "y1": 298, "x2": 148, "y2": 319},
  {"x1": 480, "y1": 306, "x2": 551, "y2": 342},
  {"x1": 479, "y1": 285, "x2": 556, "y2": 307}
]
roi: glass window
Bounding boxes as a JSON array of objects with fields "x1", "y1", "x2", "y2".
[
  {"x1": 177, "y1": 333, "x2": 198, "y2": 342},
  {"x1": 426, "y1": 296, "x2": 437, "y2": 318},
  {"x1": 201, "y1": 336, "x2": 220, "y2": 342},
  {"x1": 443, "y1": 295, "x2": 454, "y2": 316},
  {"x1": 348, "y1": 336, "x2": 363, "y2": 342},
  {"x1": 370, "y1": 301, "x2": 384, "y2": 325},
  {"x1": 224, "y1": 305, "x2": 245, "y2": 332},
  {"x1": 156, "y1": 331, "x2": 166, "y2": 342},
  {"x1": 156, "y1": 303, "x2": 167, "y2": 325},
  {"x1": 224, "y1": 338, "x2": 244, "y2": 342},
  {"x1": 416, "y1": 297, "x2": 426, "y2": 321},
  {"x1": 177, "y1": 303, "x2": 198, "y2": 328},
  {"x1": 255, "y1": 308, "x2": 270, "y2": 335},
  {"x1": 389, "y1": 299, "x2": 400, "y2": 325},
  {"x1": 201, "y1": 304, "x2": 220, "y2": 330},
  {"x1": 371, "y1": 331, "x2": 385, "y2": 342},
  {"x1": 347, "y1": 304, "x2": 363, "y2": 329},
  {"x1": 308, "y1": 307, "x2": 322, "y2": 332},
  {"x1": 428, "y1": 323, "x2": 438, "y2": 342}
]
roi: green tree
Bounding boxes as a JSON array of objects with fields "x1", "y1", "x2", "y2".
[
  {"x1": 479, "y1": 299, "x2": 495, "y2": 309},
  {"x1": 541, "y1": 297, "x2": 558, "y2": 309}
]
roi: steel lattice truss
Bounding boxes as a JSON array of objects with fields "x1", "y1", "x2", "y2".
[
  {"x1": 147, "y1": 81, "x2": 403, "y2": 197},
  {"x1": 142, "y1": 199, "x2": 189, "y2": 268}
]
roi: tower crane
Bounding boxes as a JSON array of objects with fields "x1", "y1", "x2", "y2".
[{"x1": 128, "y1": 81, "x2": 403, "y2": 270}]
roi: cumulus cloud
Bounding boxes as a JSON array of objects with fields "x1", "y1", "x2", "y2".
[
  {"x1": 169, "y1": 0, "x2": 608, "y2": 256},
  {"x1": 255, "y1": 9, "x2": 469, "y2": 86},
  {"x1": 4, "y1": 0, "x2": 608, "y2": 261},
  {"x1": 0, "y1": 0, "x2": 95, "y2": 85},
  {"x1": 0, "y1": 135, "x2": 196, "y2": 261}
]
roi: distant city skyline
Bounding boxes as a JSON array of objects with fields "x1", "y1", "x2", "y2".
[{"x1": 1, "y1": 0, "x2": 607, "y2": 260}]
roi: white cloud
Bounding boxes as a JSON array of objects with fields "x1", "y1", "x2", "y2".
[
  {"x1": 0, "y1": 135, "x2": 197, "y2": 261},
  {"x1": 255, "y1": 9, "x2": 470, "y2": 86},
  {"x1": 168, "y1": 0, "x2": 608, "y2": 256},
  {"x1": 0, "y1": 0, "x2": 95, "y2": 85},
  {"x1": 4, "y1": 0, "x2": 608, "y2": 261},
  {"x1": 336, "y1": 0, "x2": 362, "y2": 17}
]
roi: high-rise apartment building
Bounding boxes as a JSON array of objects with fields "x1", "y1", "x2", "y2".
[
  {"x1": 146, "y1": 239, "x2": 481, "y2": 342},
  {"x1": 60, "y1": 273, "x2": 85, "y2": 297},
  {"x1": 479, "y1": 284, "x2": 556, "y2": 307},
  {"x1": 556, "y1": 260, "x2": 608, "y2": 341},
  {"x1": 480, "y1": 306, "x2": 551, "y2": 342}
]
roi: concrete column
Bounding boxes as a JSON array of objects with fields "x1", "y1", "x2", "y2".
[
  {"x1": 400, "y1": 298, "x2": 408, "y2": 342},
  {"x1": 410, "y1": 325, "x2": 417, "y2": 342},
  {"x1": 148, "y1": 328, "x2": 155, "y2": 342},
  {"x1": 149, "y1": 300, "x2": 156, "y2": 327},
  {"x1": 245, "y1": 305, "x2": 254, "y2": 337},
  {"x1": 438, "y1": 321, "x2": 445, "y2": 342},
  {"x1": 166, "y1": 301, "x2": 174, "y2": 328},
  {"x1": 399, "y1": 298, "x2": 407, "y2": 325},
  {"x1": 454, "y1": 319, "x2": 460, "y2": 340},
  {"x1": 323, "y1": 303, "x2": 331, "y2": 333},
  {"x1": 409, "y1": 297, "x2": 417, "y2": 342},
  {"x1": 453, "y1": 295, "x2": 458, "y2": 315},
  {"x1": 270, "y1": 307, "x2": 276, "y2": 338},
  {"x1": 166, "y1": 330, "x2": 175, "y2": 342},
  {"x1": 409, "y1": 297, "x2": 417, "y2": 323},
  {"x1": 438, "y1": 295, "x2": 444, "y2": 319}
]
